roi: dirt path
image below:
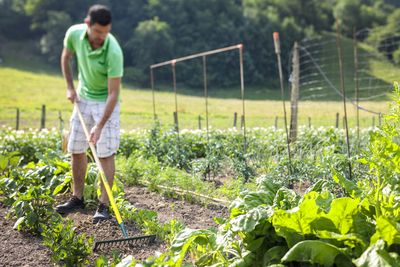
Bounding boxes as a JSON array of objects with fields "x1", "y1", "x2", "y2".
[
  {"x1": 0, "y1": 185, "x2": 229, "y2": 266},
  {"x1": 124, "y1": 186, "x2": 228, "y2": 229},
  {"x1": 0, "y1": 203, "x2": 53, "y2": 267}
]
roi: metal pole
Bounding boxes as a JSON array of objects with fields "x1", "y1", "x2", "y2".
[
  {"x1": 173, "y1": 112, "x2": 178, "y2": 130},
  {"x1": 353, "y1": 28, "x2": 360, "y2": 143},
  {"x1": 203, "y1": 56, "x2": 209, "y2": 142},
  {"x1": 151, "y1": 44, "x2": 242, "y2": 69},
  {"x1": 172, "y1": 60, "x2": 179, "y2": 133},
  {"x1": 239, "y1": 45, "x2": 247, "y2": 153},
  {"x1": 290, "y1": 42, "x2": 300, "y2": 142},
  {"x1": 150, "y1": 68, "x2": 157, "y2": 120},
  {"x1": 273, "y1": 32, "x2": 292, "y2": 175},
  {"x1": 336, "y1": 21, "x2": 353, "y2": 180}
]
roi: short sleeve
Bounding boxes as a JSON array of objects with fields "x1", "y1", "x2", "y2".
[
  {"x1": 63, "y1": 26, "x2": 75, "y2": 53},
  {"x1": 107, "y1": 49, "x2": 124, "y2": 78}
]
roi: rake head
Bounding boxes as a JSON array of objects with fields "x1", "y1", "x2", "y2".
[{"x1": 93, "y1": 234, "x2": 156, "y2": 251}]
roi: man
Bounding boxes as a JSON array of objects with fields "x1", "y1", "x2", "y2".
[{"x1": 55, "y1": 4, "x2": 123, "y2": 223}]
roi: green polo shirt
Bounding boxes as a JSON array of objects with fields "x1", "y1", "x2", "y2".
[{"x1": 63, "y1": 24, "x2": 123, "y2": 101}]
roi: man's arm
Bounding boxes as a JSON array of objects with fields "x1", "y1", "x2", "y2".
[
  {"x1": 61, "y1": 47, "x2": 77, "y2": 103},
  {"x1": 89, "y1": 77, "x2": 121, "y2": 144}
]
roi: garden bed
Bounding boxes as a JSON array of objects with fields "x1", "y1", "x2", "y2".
[{"x1": 0, "y1": 185, "x2": 228, "y2": 266}]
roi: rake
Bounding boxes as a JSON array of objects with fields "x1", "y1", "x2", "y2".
[{"x1": 75, "y1": 103, "x2": 156, "y2": 251}]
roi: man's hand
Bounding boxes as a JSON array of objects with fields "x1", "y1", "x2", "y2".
[
  {"x1": 89, "y1": 124, "x2": 103, "y2": 144},
  {"x1": 67, "y1": 87, "x2": 78, "y2": 103}
]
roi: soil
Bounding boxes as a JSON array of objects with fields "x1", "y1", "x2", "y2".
[{"x1": 0, "y1": 185, "x2": 228, "y2": 266}]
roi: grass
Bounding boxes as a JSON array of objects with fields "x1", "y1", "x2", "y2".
[
  {"x1": 0, "y1": 66, "x2": 389, "y2": 130},
  {"x1": 0, "y1": 34, "x2": 396, "y2": 130}
]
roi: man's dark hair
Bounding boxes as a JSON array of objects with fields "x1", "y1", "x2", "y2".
[{"x1": 87, "y1": 5, "x2": 112, "y2": 26}]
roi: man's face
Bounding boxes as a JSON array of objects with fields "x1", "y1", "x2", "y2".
[{"x1": 87, "y1": 22, "x2": 111, "y2": 47}]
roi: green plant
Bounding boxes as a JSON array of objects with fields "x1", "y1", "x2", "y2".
[
  {"x1": 0, "y1": 151, "x2": 22, "y2": 176},
  {"x1": 42, "y1": 215, "x2": 93, "y2": 267},
  {"x1": 0, "y1": 128, "x2": 62, "y2": 164},
  {"x1": 10, "y1": 185, "x2": 54, "y2": 234}
]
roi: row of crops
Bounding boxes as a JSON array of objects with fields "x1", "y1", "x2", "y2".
[{"x1": 1, "y1": 87, "x2": 400, "y2": 266}]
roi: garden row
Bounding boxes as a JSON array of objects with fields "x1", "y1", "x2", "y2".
[{"x1": 1, "y1": 86, "x2": 400, "y2": 266}]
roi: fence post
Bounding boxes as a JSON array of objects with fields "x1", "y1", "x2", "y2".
[
  {"x1": 275, "y1": 116, "x2": 278, "y2": 130},
  {"x1": 173, "y1": 111, "x2": 178, "y2": 131},
  {"x1": 290, "y1": 42, "x2": 300, "y2": 142},
  {"x1": 40, "y1": 105, "x2": 46, "y2": 130},
  {"x1": 198, "y1": 115, "x2": 201, "y2": 130},
  {"x1": 58, "y1": 111, "x2": 64, "y2": 132},
  {"x1": 343, "y1": 116, "x2": 346, "y2": 129},
  {"x1": 335, "y1": 113, "x2": 339, "y2": 128},
  {"x1": 378, "y1": 113, "x2": 382, "y2": 126},
  {"x1": 308, "y1": 117, "x2": 311, "y2": 128},
  {"x1": 241, "y1": 115, "x2": 244, "y2": 129},
  {"x1": 233, "y1": 112, "x2": 237, "y2": 128},
  {"x1": 16, "y1": 108, "x2": 20, "y2": 130}
]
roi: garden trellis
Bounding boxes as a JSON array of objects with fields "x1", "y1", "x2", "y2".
[{"x1": 150, "y1": 44, "x2": 247, "y2": 152}]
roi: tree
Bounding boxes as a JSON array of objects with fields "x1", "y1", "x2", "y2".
[
  {"x1": 0, "y1": 0, "x2": 34, "y2": 40},
  {"x1": 39, "y1": 11, "x2": 72, "y2": 63},
  {"x1": 125, "y1": 17, "x2": 174, "y2": 85},
  {"x1": 333, "y1": 0, "x2": 387, "y2": 36}
]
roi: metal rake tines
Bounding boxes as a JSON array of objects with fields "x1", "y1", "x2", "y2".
[{"x1": 93, "y1": 234, "x2": 156, "y2": 251}]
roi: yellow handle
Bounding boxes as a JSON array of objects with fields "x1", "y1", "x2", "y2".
[{"x1": 74, "y1": 103, "x2": 123, "y2": 224}]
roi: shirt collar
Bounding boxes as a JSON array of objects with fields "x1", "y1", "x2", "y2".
[{"x1": 80, "y1": 26, "x2": 109, "y2": 54}]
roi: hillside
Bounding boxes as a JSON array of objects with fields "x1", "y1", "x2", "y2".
[{"x1": 0, "y1": 34, "x2": 395, "y2": 130}]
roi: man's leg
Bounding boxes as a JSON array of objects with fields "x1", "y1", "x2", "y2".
[
  {"x1": 93, "y1": 101, "x2": 119, "y2": 222},
  {"x1": 55, "y1": 152, "x2": 87, "y2": 214},
  {"x1": 56, "y1": 100, "x2": 91, "y2": 214},
  {"x1": 98, "y1": 154, "x2": 115, "y2": 204},
  {"x1": 72, "y1": 153, "x2": 87, "y2": 199},
  {"x1": 93, "y1": 154, "x2": 115, "y2": 222}
]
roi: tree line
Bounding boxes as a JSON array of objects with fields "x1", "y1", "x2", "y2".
[{"x1": 0, "y1": 0, "x2": 398, "y2": 88}]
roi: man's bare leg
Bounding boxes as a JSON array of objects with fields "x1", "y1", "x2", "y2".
[
  {"x1": 55, "y1": 152, "x2": 87, "y2": 213},
  {"x1": 72, "y1": 153, "x2": 87, "y2": 199},
  {"x1": 99, "y1": 154, "x2": 115, "y2": 205}
]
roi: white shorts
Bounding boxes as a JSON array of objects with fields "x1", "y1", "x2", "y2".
[{"x1": 67, "y1": 99, "x2": 120, "y2": 158}]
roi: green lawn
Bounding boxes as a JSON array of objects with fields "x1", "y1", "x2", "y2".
[
  {"x1": 1, "y1": 34, "x2": 396, "y2": 130},
  {"x1": 0, "y1": 66, "x2": 390, "y2": 130}
]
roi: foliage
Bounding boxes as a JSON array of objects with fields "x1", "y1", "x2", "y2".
[
  {"x1": 0, "y1": 128, "x2": 62, "y2": 164},
  {"x1": 118, "y1": 199, "x2": 184, "y2": 246},
  {"x1": 125, "y1": 17, "x2": 174, "y2": 85},
  {"x1": 42, "y1": 215, "x2": 93, "y2": 267},
  {"x1": 0, "y1": 153, "x2": 70, "y2": 233},
  {"x1": 128, "y1": 85, "x2": 400, "y2": 266},
  {"x1": 10, "y1": 184, "x2": 54, "y2": 233},
  {"x1": 2, "y1": 0, "x2": 397, "y2": 86}
]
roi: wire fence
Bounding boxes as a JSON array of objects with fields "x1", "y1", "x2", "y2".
[
  {"x1": 297, "y1": 28, "x2": 400, "y2": 112},
  {"x1": 0, "y1": 106, "x2": 65, "y2": 131}
]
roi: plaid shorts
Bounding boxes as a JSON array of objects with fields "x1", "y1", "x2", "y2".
[{"x1": 68, "y1": 99, "x2": 120, "y2": 158}]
